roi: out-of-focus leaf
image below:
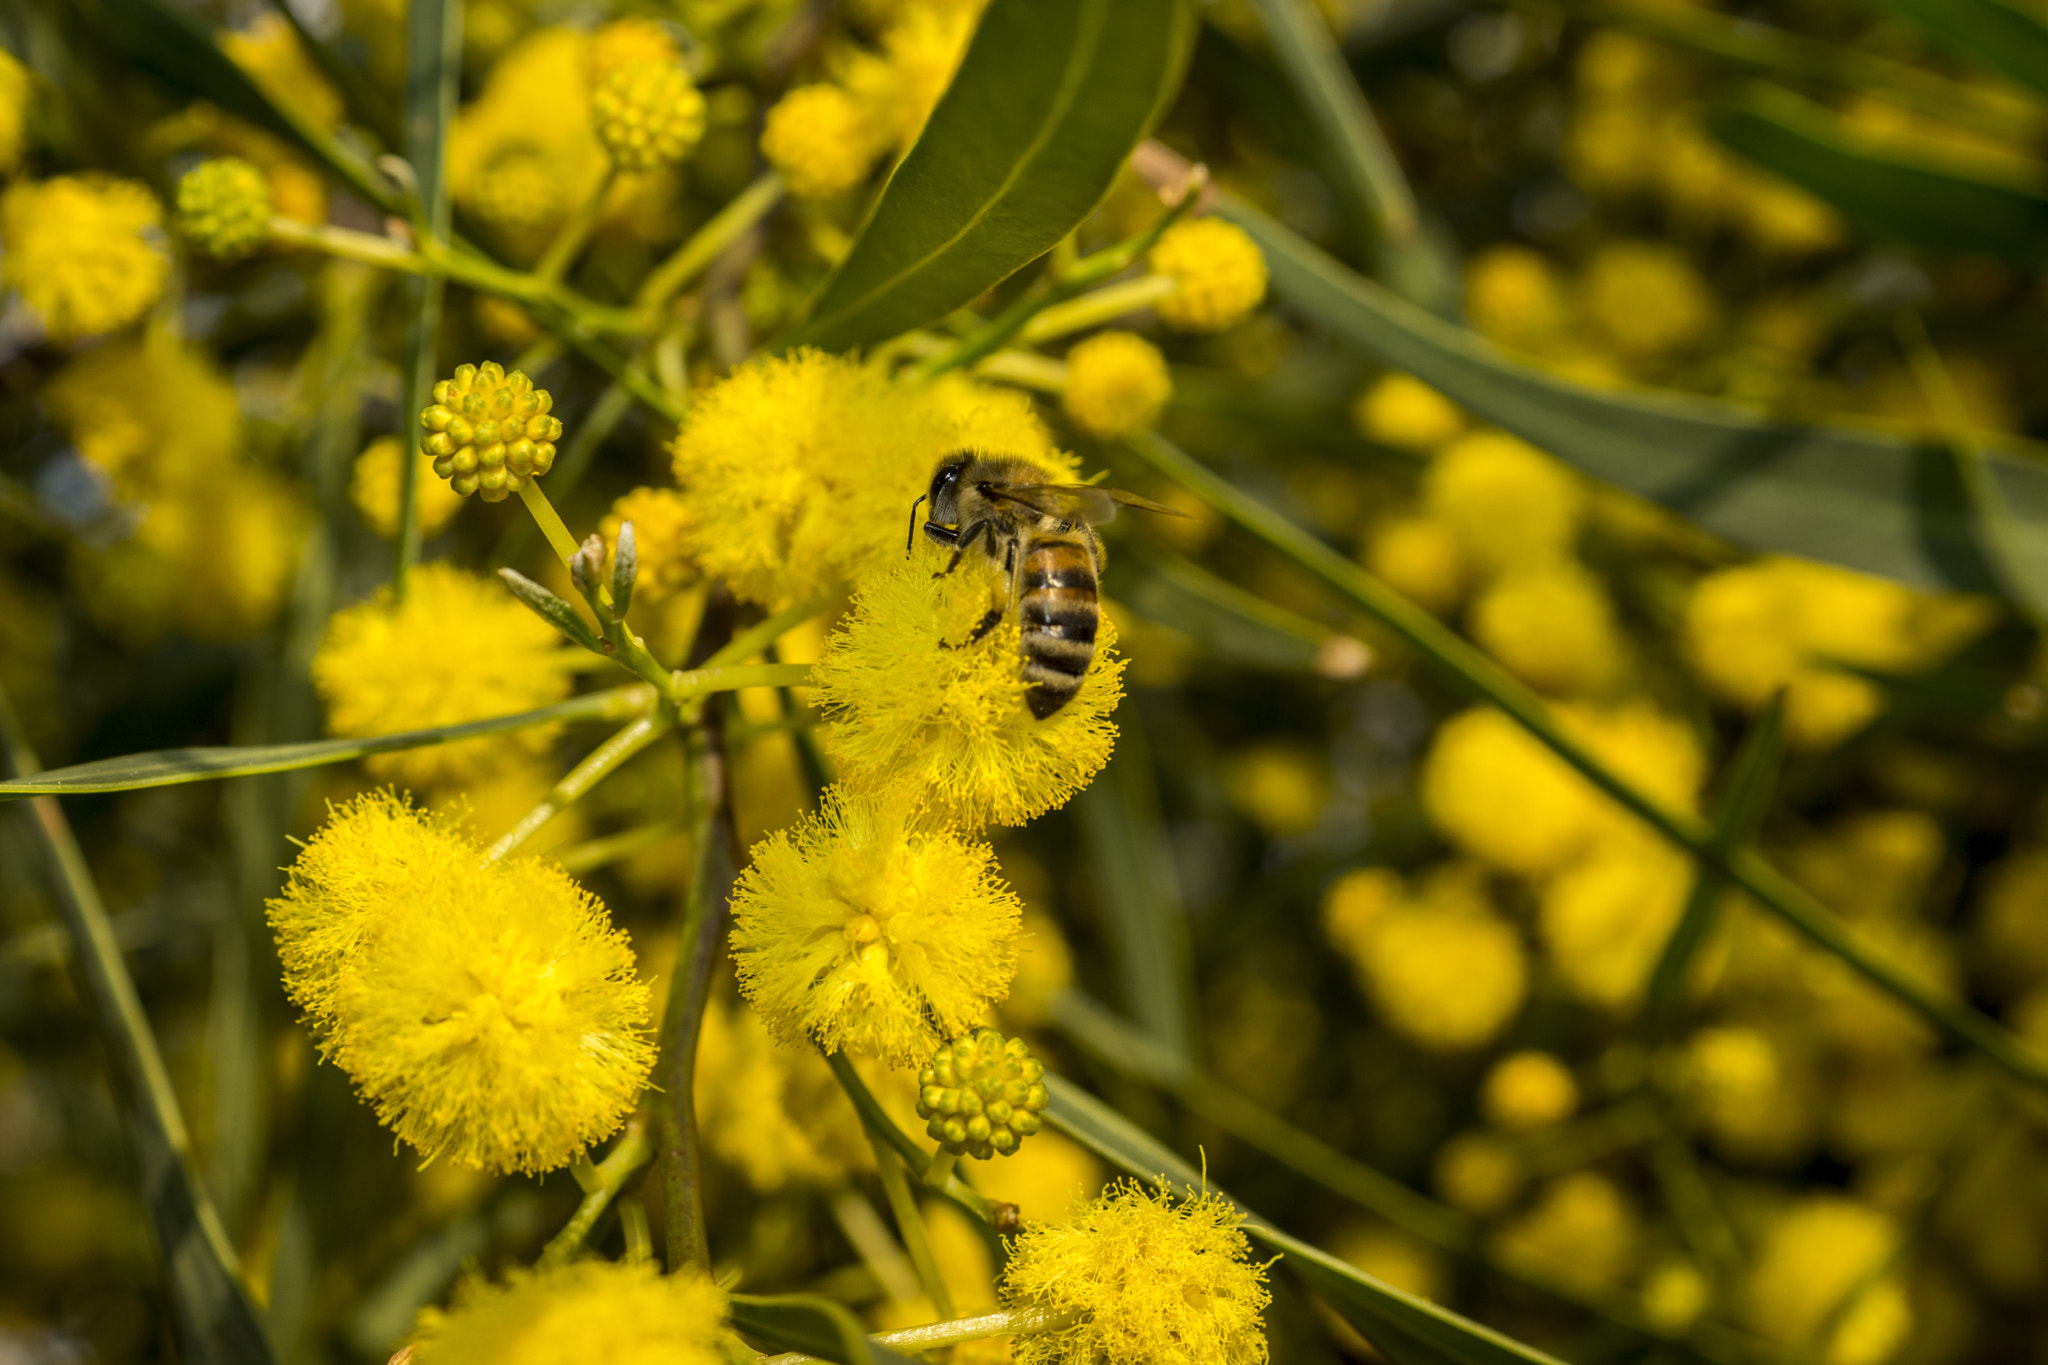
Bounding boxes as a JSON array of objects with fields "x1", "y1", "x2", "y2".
[
  {"x1": 1214, "y1": 191, "x2": 2048, "y2": 604},
  {"x1": 729, "y1": 1294, "x2": 922, "y2": 1365},
  {"x1": 1116, "y1": 546, "x2": 1325, "y2": 671},
  {"x1": 72, "y1": 0, "x2": 400, "y2": 213},
  {"x1": 1850, "y1": 0, "x2": 2048, "y2": 103},
  {"x1": 788, "y1": 0, "x2": 1197, "y2": 352},
  {"x1": 1705, "y1": 84, "x2": 2048, "y2": 262},
  {"x1": 0, "y1": 690, "x2": 646, "y2": 800},
  {"x1": 1044, "y1": 1075, "x2": 1566, "y2": 1365}
]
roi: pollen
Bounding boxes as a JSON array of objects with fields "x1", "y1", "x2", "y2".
[
  {"x1": 1149, "y1": 218, "x2": 1269, "y2": 334},
  {"x1": 1062, "y1": 330, "x2": 1173, "y2": 439},
  {"x1": 310, "y1": 562, "x2": 575, "y2": 789},
  {"x1": 175, "y1": 158, "x2": 272, "y2": 261},
  {"x1": 727, "y1": 785, "x2": 1023, "y2": 1068},
  {"x1": 0, "y1": 175, "x2": 169, "y2": 343},
  {"x1": 411, "y1": 1261, "x2": 726, "y2": 1365},
  {"x1": 1003, "y1": 1180, "x2": 1272, "y2": 1365},
  {"x1": 810, "y1": 557, "x2": 1124, "y2": 828},
  {"x1": 268, "y1": 792, "x2": 656, "y2": 1174},
  {"x1": 760, "y1": 83, "x2": 881, "y2": 200},
  {"x1": 592, "y1": 60, "x2": 707, "y2": 171},
  {"x1": 420, "y1": 361, "x2": 564, "y2": 502}
]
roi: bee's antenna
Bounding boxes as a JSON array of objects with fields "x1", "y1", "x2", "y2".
[{"x1": 906, "y1": 494, "x2": 927, "y2": 557}]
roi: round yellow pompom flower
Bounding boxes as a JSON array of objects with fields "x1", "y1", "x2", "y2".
[
  {"x1": 1337, "y1": 865, "x2": 1527, "y2": 1051},
  {"x1": 761, "y1": 83, "x2": 881, "y2": 200},
  {"x1": 175, "y1": 158, "x2": 272, "y2": 261},
  {"x1": 1540, "y1": 833, "x2": 1693, "y2": 1011},
  {"x1": 311, "y1": 562, "x2": 576, "y2": 788},
  {"x1": 1062, "y1": 330, "x2": 1172, "y2": 439},
  {"x1": 1421, "y1": 708, "x2": 1602, "y2": 878},
  {"x1": 412, "y1": 1261, "x2": 726, "y2": 1365},
  {"x1": 268, "y1": 792, "x2": 656, "y2": 1174},
  {"x1": 670, "y1": 348, "x2": 1070, "y2": 611},
  {"x1": 420, "y1": 361, "x2": 563, "y2": 503},
  {"x1": 592, "y1": 60, "x2": 706, "y2": 171},
  {"x1": 1003, "y1": 1181, "x2": 1272, "y2": 1365},
  {"x1": 1470, "y1": 560, "x2": 1622, "y2": 695},
  {"x1": 348, "y1": 435, "x2": 467, "y2": 539},
  {"x1": 600, "y1": 486, "x2": 699, "y2": 606},
  {"x1": 1150, "y1": 218, "x2": 1268, "y2": 333},
  {"x1": 1, "y1": 175, "x2": 169, "y2": 342},
  {"x1": 1422, "y1": 431, "x2": 1584, "y2": 578},
  {"x1": 1365, "y1": 514, "x2": 1467, "y2": 616},
  {"x1": 1481, "y1": 1050, "x2": 1579, "y2": 1130},
  {"x1": 729, "y1": 785, "x2": 1023, "y2": 1067},
  {"x1": 1493, "y1": 1173, "x2": 1639, "y2": 1295},
  {"x1": 811, "y1": 556, "x2": 1124, "y2": 828},
  {"x1": 1744, "y1": 1197, "x2": 1912, "y2": 1365},
  {"x1": 1354, "y1": 372, "x2": 1466, "y2": 450},
  {"x1": 1580, "y1": 240, "x2": 1718, "y2": 359},
  {"x1": 0, "y1": 48, "x2": 29, "y2": 177},
  {"x1": 590, "y1": 16, "x2": 681, "y2": 80}
]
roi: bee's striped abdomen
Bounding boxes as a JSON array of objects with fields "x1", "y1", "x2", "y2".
[{"x1": 1017, "y1": 538, "x2": 1100, "y2": 719}]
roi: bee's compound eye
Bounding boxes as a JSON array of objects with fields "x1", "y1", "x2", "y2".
[{"x1": 928, "y1": 458, "x2": 968, "y2": 508}]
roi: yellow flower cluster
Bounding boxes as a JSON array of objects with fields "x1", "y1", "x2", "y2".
[
  {"x1": 268, "y1": 793, "x2": 656, "y2": 1173},
  {"x1": 349, "y1": 435, "x2": 468, "y2": 539},
  {"x1": 1323, "y1": 864, "x2": 1528, "y2": 1050},
  {"x1": 1686, "y1": 556, "x2": 1992, "y2": 749},
  {"x1": 1743, "y1": 1197, "x2": 1911, "y2": 1365},
  {"x1": 1062, "y1": 330, "x2": 1173, "y2": 439},
  {"x1": 592, "y1": 60, "x2": 706, "y2": 171},
  {"x1": 599, "y1": 486, "x2": 699, "y2": 606},
  {"x1": 0, "y1": 175, "x2": 168, "y2": 342},
  {"x1": 728, "y1": 787, "x2": 1022, "y2": 1067},
  {"x1": 1003, "y1": 1182, "x2": 1272, "y2": 1365},
  {"x1": 411, "y1": 1261, "x2": 725, "y2": 1365},
  {"x1": 669, "y1": 348, "x2": 1067, "y2": 610},
  {"x1": 311, "y1": 562, "x2": 575, "y2": 787},
  {"x1": 221, "y1": 12, "x2": 344, "y2": 131},
  {"x1": 174, "y1": 157, "x2": 272, "y2": 260},
  {"x1": 1150, "y1": 218, "x2": 1269, "y2": 334}
]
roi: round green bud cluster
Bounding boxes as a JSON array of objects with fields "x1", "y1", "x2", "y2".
[
  {"x1": 175, "y1": 158, "x2": 272, "y2": 261},
  {"x1": 916, "y1": 1028, "x2": 1050, "y2": 1160},
  {"x1": 419, "y1": 362, "x2": 563, "y2": 502},
  {"x1": 592, "y1": 61, "x2": 707, "y2": 172}
]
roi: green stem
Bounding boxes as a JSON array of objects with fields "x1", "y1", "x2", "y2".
[
  {"x1": 865, "y1": 1128, "x2": 955, "y2": 1320},
  {"x1": 656, "y1": 716, "x2": 735, "y2": 1274},
  {"x1": 485, "y1": 711, "x2": 674, "y2": 861},
  {"x1": 634, "y1": 171, "x2": 786, "y2": 317},
  {"x1": 758, "y1": 1306, "x2": 1082, "y2": 1363},
  {"x1": 824, "y1": 1051, "x2": 1005, "y2": 1225},
  {"x1": 517, "y1": 478, "x2": 586, "y2": 568},
  {"x1": 533, "y1": 166, "x2": 619, "y2": 289},
  {"x1": 539, "y1": 1117, "x2": 654, "y2": 1268},
  {"x1": 0, "y1": 687, "x2": 271, "y2": 1359},
  {"x1": 1019, "y1": 275, "x2": 1178, "y2": 346},
  {"x1": 667, "y1": 662, "x2": 810, "y2": 709},
  {"x1": 1125, "y1": 430, "x2": 2048, "y2": 1095},
  {"x1": 702, "y1": 586, "x2": 848, "y2": 670},
  {"x1": 269, "y1": 217, "x2": 425, "y2": 270},
  {"x1": 555, "y1": 818, "x2": 687, "y2": 876},
  {"x1": 923, "y1": 1148, "x2": 959, "y2": 1191}
]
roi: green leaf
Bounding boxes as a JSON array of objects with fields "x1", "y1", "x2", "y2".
[
  {"x1": 729, "y1": 1294, "x2": 922, "y2": 1365},
  {"x1": 1850, "y1": 0, "x2": 2048, "y2": 102},
  {"x1": 1115, "y1": 545, "x2": 1326, "y2": 671},
  {"x1": 1213, "y1": 191, "x2": 2048, "y2": 604},
  {"x1": 0, "y1": 690, "x2": 644, "y2": 800},
  {"x1": 788, "y1": 0, "x2": 1197, "y2": 353},
  {"x1": 1704, "y1": 83, "x2": 2048, "y2": 262},
  {"x1": 1043, "y1": 1075, "x2": 1566, "y2": 1365}
]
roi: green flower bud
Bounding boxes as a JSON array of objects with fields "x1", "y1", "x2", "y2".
[
  {"x1": 592, "y1": 61, "x2": 707, "y2": 172},
  {"x1": 916, "y1": 1028, "x2": 1050, "y2": 1160},
  {"x1": 419, "y1": 361, "x2": 564, "y2": 503},
  {"x1": 175, "y1": 158, "x2": 272, "y2": 261}
]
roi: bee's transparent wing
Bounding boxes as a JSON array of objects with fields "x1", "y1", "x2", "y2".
[{"x1": 989, "y1": 484, "x2": 1188, "y2": 525}]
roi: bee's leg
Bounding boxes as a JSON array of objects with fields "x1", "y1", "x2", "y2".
[
  {"x1": 935, "y1": 520, "x2": 990, "y2": 578},
  {"x1": 965, "y1": 608, "x2": 1004, "y2": 643}
]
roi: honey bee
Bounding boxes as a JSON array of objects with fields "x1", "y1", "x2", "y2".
[{"x1": 909, "y1": 453, "x2": 1185, "y2": 719}]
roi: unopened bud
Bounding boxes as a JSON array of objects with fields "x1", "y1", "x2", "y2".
[
  {"x1": 916, "y1": 1028, "x2": 1050, "y2": 1160},
  {"x1": 419, "y1": 361, "x2": 564, "y2": 503}
]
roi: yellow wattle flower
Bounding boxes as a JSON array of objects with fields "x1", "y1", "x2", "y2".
[
  {"x1": 1061, "y1": 330, "x2": 1172, "y2": 439},
  {"x1": 1, "y1": 175, "x2": 169, "y2": 342},
  {"x1": 1003, "y1": 1181, "x2": 1272, "y2": 1365},
  {"x1": 412, "y1": 1261, "x2": 726, "y2": 1365},
  {"x1": 600, "y1": 486, "x2": 699, "y2": 606},
  {"x1": 592, "y1": 60, "x2": 707, "y2": 171},
  {"x1": 310, "y1": 562, "x2": 576, "y2": 788},
  {"x1": 811, "y1": 557, "x2": 1124, "y2": 828},
  {"x1": 760, "y1": 84, "x2": 882, "y2": 200},
  {"x1": 348, "y1": 435, "x2": 467, "y2": 539},
  {"x1": 728, "y1": 785, "x2": 1023, "y2": 1068},
  {"x1": 1149, "y1": 218, "x2": 1268, "y2": 334},
  {"x1": 0, "y1": 47, "x2": 30, "y2": 176},
  {"x1": 175, "y1": 157, "x2": 273, "y2": 260},
  {"x1": 269, "y1": 792, "x2": 656, "y2": 1174}
]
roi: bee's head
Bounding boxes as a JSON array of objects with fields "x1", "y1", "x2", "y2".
[{"x1": 926, "y1": 455, "x2": 971, "y2": 524}]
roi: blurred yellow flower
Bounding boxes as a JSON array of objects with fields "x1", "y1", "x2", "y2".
[
  {"x1": 1469, "y1": 560, "x2": 1623, "y2": 694},
  {"x1": 729, "y1": 785, "x2": 1023, "y2": 1066},
  {"x1": 1433, "y1": 1130, "x2": 1523, "y2": 1217},
  {"x1": 592, "y1": 60, "x2": 706, "y2": 171},
  {"x1": 221, "y1": 13, "x2": 344, "y2": 130},
  {"x1": 1, "y1": 175, "x2": 168, "y2": 342},
  {"x1": 694, "y1": 995, "x2": 877, "y2": 1191},
  {"x1": 1580, "y1": 240, "x2": 1718, "y2": 359},
  {"x1": 1493, "y1": 1173, "x2": 1638, "y2": 1295},
  {"x1": 412, "y1": 1262, "x2": 725, "y2": 1365},
  {"x1": 1422, "y1": 432, "x2": 1584, "y2": 578},
  {"x1": 1540, "y1": 833, "x2": 1693, "y2": 1012},
  {"x1": 1333, "y1": 864, "x2": 1527, "y2": 1051},
  {"x1": 44, "y1": 336, "x2": 239, "y2": 500},
  {"x1": 349, "y1": 435, "x2": 467, "y2": 540},
  {"x1": 0, "y1": 47, "x2": 30, "y2": 176},
  {"x1": 600, "y1": 486, "x2": 700, "y2": 607},
  {"x1": 1150, "y1": 218, "x2": 1268, "y2": 334},
  {"x1": 1353, "y1": 372, "x2": 1465, "y2": 450},
  {"x1": 1745, "y1": 1197, "x2": 1911, "y2": 1365},
  {"x1": 1480, "y1": 1050, "x2": 1578, "y2": 1130},
  {"x1": 1062, "y1": 329, "x2": 1172, "y2": 439},
  {"x1": 761, "y1": 84, "x2": 882, "y2": 200},
  {"x1": 1003, "y1": 1181, "x2": 1271, "y2": 1365},
  {"x1": 311, "y1": 562, "x2": 576, "y2": 788},
  {"x1": 1364, "y1": 514, "x2": 1467, "y2": 616},
  {"x1": 1464, "y1": 246, "x2": 1570, "y2": 351}
]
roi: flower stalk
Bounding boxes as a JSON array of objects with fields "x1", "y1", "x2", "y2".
[{"x1": 538, "y1": 1115, "x2": 654, "y2": 1268}]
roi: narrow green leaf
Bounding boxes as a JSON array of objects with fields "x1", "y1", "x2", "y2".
[
  {"x1": 729, "y1": 1293, "x2": 922, "y2": 1365},
  {"x1": 0, "y1": 689, "x2": 646, "y2": 800},
  {"x1": 1212, "y1": 191, "x2": 2048, "y2": 604},
  {"x1": 1116, "y1": 545, "x2": 1325, "y2": 672},
  {"x1": 1043, "y1": 1075, "x2": 1567, "y2": 1365},
  {"x1": 1647, "y1": 698, "x2": 1785, "y2": 1026},
  {"x1": 788, "y1": 0, "x2": 1197, "y2": 352},
  {"x1": 1850, "y1": 0, "x2": 2048, "y2": 102},
  {"x1": 0, "y1": 690, "x2": 276, "y2": 1365},
  {"x1": 500, "y1": 568, "x2": 607, "y2": 652},
  {"x1": 1073, "y1": 713, "x2": 1197, "y2": 1064},
  {"x1": 1705, "y1": 83, "x2": 2048, "y2": 262}
]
